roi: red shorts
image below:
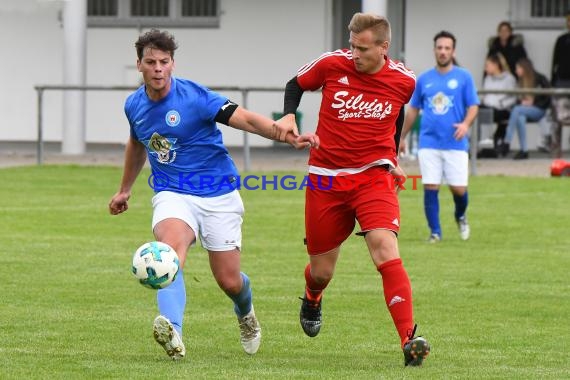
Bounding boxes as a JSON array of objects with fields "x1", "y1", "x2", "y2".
[{"x1": 305, "y1": 166, "x2": 400, "y2": 255}]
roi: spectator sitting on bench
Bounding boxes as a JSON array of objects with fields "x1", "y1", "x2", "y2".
[
  {"x1": 480, "y1": 52, "x2": 517, "y2": 153},
  {"x1": 500, "y1": 58, "x2": 551, "y2": 159}
]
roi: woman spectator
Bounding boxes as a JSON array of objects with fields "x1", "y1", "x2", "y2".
[
  {"x1": 500, "y1": 58, "x2": 551, "y2": 159},
  {"x1": 480, "y1": 53, "x2": 517, "y2": 153},
  {"x1": 487, "y1": 21, "x2": 527, "y2": 78}
]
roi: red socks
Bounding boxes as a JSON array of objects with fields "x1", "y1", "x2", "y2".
[
  {"x1": 304, "y1": 264, "x2": 328, "y2": 301},
  {"x1": 377, "y1": 258, "x2": 415, "y2": 346},
  {"x1": 304, "y1": 259, "x2": 414, "y2": 346}
]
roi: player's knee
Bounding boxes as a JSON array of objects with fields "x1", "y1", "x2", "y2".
[
  {"x1": 371, "y1": 242, "x2": 400, "y2": 265},
  {"x1": 311, "y1": 268, "x2": 334, "y2": 284},
  {"x1": 217, "y1": 275, "x2": 243, "y2": 294}
]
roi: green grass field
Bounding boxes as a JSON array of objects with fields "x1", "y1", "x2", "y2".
[{"x1": 0, "y1": 165, "x2": 568, "y2": 379}]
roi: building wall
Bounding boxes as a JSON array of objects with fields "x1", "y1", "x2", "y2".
[
  {"x1": 404, "y1": 0, "x2": 563, "y2": 84},
  {"x1": 1, "y1": 0, "x2": 328, "y2": 147},
  {"x1": 1, "y1": 0, "x2": 568, "y2": 148},
  {"x1": 0, "y1": 0, "x2": 64, "y2": 143},
  {"x1": 405, "y1": 0, "x2": 568, "y2": 150}
]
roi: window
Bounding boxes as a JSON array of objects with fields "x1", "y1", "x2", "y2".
[
  {"x1": 511, "y1": 0, "x2": 570, "y2": 29},
  {"x1": 87, "y1": 0, "x2": 220, "y2": 28},
  {"x1": 88, "y1": 0, "x2": 118, "y2": 16},
  {"x1": 530, "y1": 0, "x2": 569, "y2": 17},
  {"x1": 130, "y1": 0, "x2": 169, "y2": 17},
  {"x1": 182, "y1": 0, "x2": 218, "y2": 17}
]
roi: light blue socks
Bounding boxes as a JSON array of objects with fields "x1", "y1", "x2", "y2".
[
  {"x1": 157, "y1": 272, "x2": 186, "y2": 335},
  {"x1": 228, "y1": 272, "x2": 252, "y2": 318}
]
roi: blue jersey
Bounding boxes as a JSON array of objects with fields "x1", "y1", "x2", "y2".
[
  {"x1": 124, "y1": 77, "x2": 239, "y2": 197},
  {"x1": 410, "y1": 66, "x2": 479, "y2": 151}
]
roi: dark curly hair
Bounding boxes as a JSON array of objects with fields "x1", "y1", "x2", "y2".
[{"x1": 135, "y1": 29, "x2": 178, "y2": 60}]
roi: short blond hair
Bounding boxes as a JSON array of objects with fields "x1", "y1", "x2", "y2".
[{"x1": 348, "y1": 12, "x2": 391, "y2": 44}]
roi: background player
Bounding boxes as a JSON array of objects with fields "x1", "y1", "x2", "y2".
[
  {"x1": 278, "y1": 13, "x2": 430, "y2": 366},
  {"x1": 401, "y1": 30, "x2": 479, "y2": 243}
]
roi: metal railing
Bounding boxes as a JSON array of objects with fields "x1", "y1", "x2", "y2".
[
  {"x1": 34, "y1": 84, "x2": 285, "y2": 169},
  {"x1": 477, "y1": 88, "x2": 570, "y2": 96},
  {"x1": 35, "y1": 85, "x2": 570, "y2": 173},
  {"x1": 471, "y1": 87, "x2": 570, "y2": 175}
]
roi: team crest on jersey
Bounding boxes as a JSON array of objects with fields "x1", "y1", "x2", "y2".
[
  {"x1": 429, "y1": 91, "x2": 453, "y2": 115},
  {"x1": 447, "y1": 79, "x2": 459, "y2": 90},
  {"x1": 165, "y1": 110, "x2": 181, "y2": 127},
  {"x1": 146, "y1": 132, "x2": 177, "y2": 164}
]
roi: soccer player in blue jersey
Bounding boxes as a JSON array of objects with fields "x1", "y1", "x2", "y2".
[
  {"x1": 401, "y1": 31, "x2": 479, "y2": 243},
  {"x1": 108, "y1": 29, "x2": 318, "y2": 359}
]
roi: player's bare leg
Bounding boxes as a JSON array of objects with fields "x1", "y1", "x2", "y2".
[{"x1": 209, "y1": 250, "x2": 261, "y2": 354}]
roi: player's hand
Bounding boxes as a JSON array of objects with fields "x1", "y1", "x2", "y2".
[
  {"x1": 291, "y1": 132, "x2": 320, "y2": 150},
  {"x1": 271, "y1": 122, "x2": 293, "y2": 142},
  {"x1": 399, "y1": 139, "x2": 408, "y2": 156},
  {"x1": 275, "y1": 113, "x2": 300, "y2": 141},
  {"x1": 109, "y1": 192, "x2": 131, "y2": 215},
  {"x1": 453, "y1": 122, "x2": 469, "y2": 140},
  {"x1": 391, "y1": 164, "x2": 406, "y2": 194}
]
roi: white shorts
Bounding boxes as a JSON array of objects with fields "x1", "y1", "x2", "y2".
[
  {"x1": 418, "y1": 149, "x2": 469, "y2": 186},
  {"x1": 151, "y1": 190, "x2": 244, "y2": 252}
]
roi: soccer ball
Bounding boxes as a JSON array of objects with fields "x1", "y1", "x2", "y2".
[{"x1": 132, "y1": 241, "x2": 180, "y2": 289}]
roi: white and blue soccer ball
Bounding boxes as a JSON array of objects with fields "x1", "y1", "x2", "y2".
[{"x1": 132, "y1": 241, "x2": 180, "y2": 289}]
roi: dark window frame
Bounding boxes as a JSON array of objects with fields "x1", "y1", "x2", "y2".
[
  {"x1": 511, "y1": 0, "x2": 570, "y2": 29},
  {"x1": 87, "y1": 0, "x2": 220, "y2": 28}
]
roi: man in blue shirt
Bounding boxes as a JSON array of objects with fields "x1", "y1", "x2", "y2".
[
  {"x1": 108, "y1": 29, "x2": 318, "y2": 359},
  {"x1": 401, "y1": 30, "x2": 479, "y2": 243}
]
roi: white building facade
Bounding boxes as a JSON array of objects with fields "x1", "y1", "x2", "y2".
[{"x1": 0, "y1": 0, "x2": 567, "y2": 149}]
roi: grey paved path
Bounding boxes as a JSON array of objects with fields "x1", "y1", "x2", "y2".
[{"x1": 0, "y1": 142, "x2": 566, "y2": 178}]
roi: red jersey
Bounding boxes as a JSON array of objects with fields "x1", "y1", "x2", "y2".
[{"x1": 296, "y1": 49, "x2": 416, "y2": 174}]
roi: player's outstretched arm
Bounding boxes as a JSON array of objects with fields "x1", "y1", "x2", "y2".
[
  {"x1": 109, "y1": 137, "x2": 147, "y2": 215},
  {"x1": 228, "y1": 106, "x2": 299, "y2": 143}
]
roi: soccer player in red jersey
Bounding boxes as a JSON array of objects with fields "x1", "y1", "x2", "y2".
[{"x1": 278, "y1": 13, "x2": 430, "y2": 366}]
